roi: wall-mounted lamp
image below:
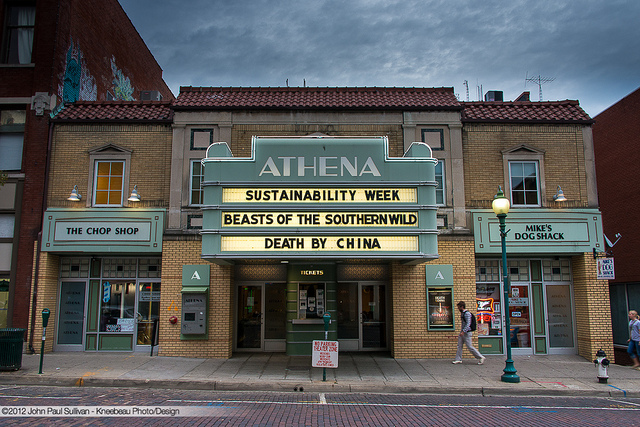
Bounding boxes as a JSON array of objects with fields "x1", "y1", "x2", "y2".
[
  {"x1": 67, "y1": 185, "x2": 82, "y2": 201},
  {"x1": 553, "y1": 185, "x2": 567, "y2": 202},
  {"x1": 127, "y1": 185, "x2": 141, "y2": 202}
]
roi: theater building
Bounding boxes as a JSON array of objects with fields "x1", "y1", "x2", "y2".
[{"x1": 30, "y1": 87, "x2": 613, "y2": 361}]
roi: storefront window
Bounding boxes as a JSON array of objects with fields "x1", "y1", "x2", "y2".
[
  {"x1": 0, "y1": 278, "x2": 8, "y2": 328},
  {"x1": 543, "y1": 259, "x2": 571, "y2": 281},
  {"x1": 298, "y1": 283, "x2": 325, "y2": 319},
  {"x1": 60, "y1": 257, "x2": 90, "y2": 278},
  {"x1": 475, "y1": 283, "x2": 501, "y2": 336},
  {"x1": 100, "y1": 281, "x2": 136, "y2": 332}
]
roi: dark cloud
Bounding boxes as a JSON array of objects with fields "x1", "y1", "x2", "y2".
[{"x1": 120, "y1": 0, "x2": 640, "y2": 116}]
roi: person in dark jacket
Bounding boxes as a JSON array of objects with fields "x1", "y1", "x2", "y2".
[{"x1": 452, "y1": 301, "x2": 485, "y2": 365}]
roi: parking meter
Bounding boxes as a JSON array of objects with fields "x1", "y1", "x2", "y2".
[
  {"x1": 42, "y1": 308, "x2": 50, "y2": 328},
  {"x1": 39, "y1": 308, "x2": 50, "y2": 374},
  {"x1": 323, "y1": 312, "x2": 331, "y2": 339}
]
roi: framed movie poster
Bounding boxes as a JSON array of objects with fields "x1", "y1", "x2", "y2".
[{"x1": 427, "y1": 287, "x2": 454, "y2": 330}]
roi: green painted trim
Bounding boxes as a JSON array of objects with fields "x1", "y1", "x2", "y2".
[
  {"x1": 535, "y1": 336, "x2": 547, "y2": 354},
  {"x1": 180, "y1": 286, "x2": 209, "y2": 293},
  {"x1": 98, "y1": 334, "x2": 133, "y2": 350},
  {"x1": 531, "y1": 283, "x2": 545, "y2": 335},
  {"x1": 425, "y1": 265, "x2": 454, "y2": 286},
  {"x1": 182, "y1": 265, "x2": 210, "y2": 286},
  {"x1": 85, "y1": 334, "x2": 96, "y2": 351},
  {"x1": 86, "y1": 280, "x2": 100, "y2": 332},
  {"x1": 478, "y1": 337, "x2": 503, "y2": 354},
  {"x1": 42, "y1": 208, "x2": 165, "y2": 253},
  {"x1": 471, "y1": 209, "x2": 603, "y2": 254}
]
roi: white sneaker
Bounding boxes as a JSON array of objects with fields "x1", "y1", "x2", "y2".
[
  {"x1": 452, "y1": 360, "x2": 462, "y2": 364},
  {"x1": 478, "y1": 357, "x2": 486, "y2": 365}
]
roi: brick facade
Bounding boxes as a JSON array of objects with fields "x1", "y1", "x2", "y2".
[
  {"x1": 1, "y1": 0, "x2": 172, "y2": 331},
  {"x1": 391, "y1": 236, "x2": 476, "y2": 358},
  {"x1": 159, "y1": 239, "x2": 233, "y2": 358},
  {"x1": 571, "y1": 252, "x2": 614, "y2": 359},
  {"x1": 463, "y1": 124, "x2": 590, "y2": 209}
]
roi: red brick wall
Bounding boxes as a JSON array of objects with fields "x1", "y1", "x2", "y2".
[
  {"x1": 593, "y1": 88, "x2": 640, "y2": 283},
  {"x1": 0, "y1": 0, "x2": 172, "y2": 329}
]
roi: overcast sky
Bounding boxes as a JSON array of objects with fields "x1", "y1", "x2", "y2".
[{"x1": 119, "y1": 0, "x2": 640, "y2": 117}]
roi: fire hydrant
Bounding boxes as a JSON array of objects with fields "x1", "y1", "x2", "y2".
[{"x1": 593, "y1": 349, "x2": 610, "y2": 383}]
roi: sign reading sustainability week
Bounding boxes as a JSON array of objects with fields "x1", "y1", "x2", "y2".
[{"x1": 201, "y1": 137, "x2": 438, "y2": 263}]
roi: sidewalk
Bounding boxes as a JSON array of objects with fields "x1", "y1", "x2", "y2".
[{"x1": 1, "y1": 352, "x2": 639, "y2": 397}]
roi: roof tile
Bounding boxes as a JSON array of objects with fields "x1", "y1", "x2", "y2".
[
  {"x1": 174, "y1": 86, "x2": 461, "y2": 109},
  {"x1": 52, "y1": 101, "x2": 173, "y2": 122},
  {"x1": 462, "y1": 100, "x2": 592, "y2": 123}
]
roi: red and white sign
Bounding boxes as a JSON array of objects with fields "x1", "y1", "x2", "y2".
[{"x1": 312, "y1": 340, "x2": 339, "y2": 368}]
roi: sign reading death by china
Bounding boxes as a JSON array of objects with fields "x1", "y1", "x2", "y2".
[{"x1": 201, "y1": 136, "x2": 439, "y2": 264}]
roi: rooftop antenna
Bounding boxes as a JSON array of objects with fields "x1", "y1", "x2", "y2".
[
  {"x1": 525, "y1": 72, "x2": 555, "y2": 101},
  {"x1": 463, "y1": 80, "x2": 469, "y2": 101}
]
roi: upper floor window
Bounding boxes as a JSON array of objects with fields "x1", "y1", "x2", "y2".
[
  {"x1": 93, "y1": 160, "x2": 124, "y2": 206},
  {"x1": 0, "y1": 109, "x2": 25, "y2": 171},
  {"x1": 2, "y1": 5, "x2": 35, "y2": 64},
  {"x1": 509, "y1": 161, "x2": 540, "y2": 206},
  {"x1": 189, "y1": 160, "x2": 204, "y2": 205},
  {"x1": 435, "y1": 160, "x2": 445, "y2": 205}
]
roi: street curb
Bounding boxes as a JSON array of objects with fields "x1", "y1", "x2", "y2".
[{"x1": 0, "y1": 375, "x2": 635, "y2": 397}]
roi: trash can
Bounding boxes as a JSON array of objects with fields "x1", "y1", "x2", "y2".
[{"x1": 0, "y1": 328, "x2": 26, "y2": 371}]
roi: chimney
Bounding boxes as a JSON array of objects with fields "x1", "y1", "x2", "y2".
[{"x1": 484, "y1": 91, "x2": 503, "y2": 102}]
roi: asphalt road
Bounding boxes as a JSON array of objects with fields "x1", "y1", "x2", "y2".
[{"x1": 1, "y1": 385, "x2": 639, "y2": 426}]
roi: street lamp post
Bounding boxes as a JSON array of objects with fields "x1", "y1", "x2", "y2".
[{"x1": 492, "y1": 186, "x2": 520, "y2": 383}]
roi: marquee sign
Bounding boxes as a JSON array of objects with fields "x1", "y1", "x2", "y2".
[{"x1": 201, "y1": 136, "x2": 439, "y2": 264}]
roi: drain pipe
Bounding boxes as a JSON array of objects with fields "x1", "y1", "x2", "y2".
[{"x1": 28, "y1": 120, "x2": 54, "y2": 354}]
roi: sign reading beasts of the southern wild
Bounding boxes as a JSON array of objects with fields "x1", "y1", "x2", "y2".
[{"x1": 200, "y1": 136, "x2": 439, "y2": 264}]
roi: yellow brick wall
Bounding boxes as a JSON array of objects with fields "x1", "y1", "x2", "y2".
[
  {"x1": 48, "y1": 124, "x2": 172, "y2": 209},
  {"x1": 159, "y1": 239, "x2": 233, "y2": 358},
  {"x1": 28, "y1": 248, "x2": 60, "y2": 354},
  {"x1": 463, "y1": 124, "x2": 589, "y2": 208},
  {"x1": 572, "y1": 252, "x2": 614, "y2": 361},
  {"x1": 391, "y1": 236, "x2": 476, "y2": 358},
  {"x1": 229, "y1": 124, "x2": 405, "y2": 157}
]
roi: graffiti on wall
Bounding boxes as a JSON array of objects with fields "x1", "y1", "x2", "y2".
[
  {"x1": 57, "y1": 40, "x2": 97, "y2": 104},
  {"x1": 110, "y1": 56, "x2": 135, "y2": 101}
]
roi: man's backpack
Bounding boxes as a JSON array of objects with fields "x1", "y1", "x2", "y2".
[{"x1": 462, "y1": 310, "x2": 477, "y2": 331}]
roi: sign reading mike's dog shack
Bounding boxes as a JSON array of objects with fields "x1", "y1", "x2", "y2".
[{"x1": 201, "y1": 136, "x2": 439, "y2": 264}]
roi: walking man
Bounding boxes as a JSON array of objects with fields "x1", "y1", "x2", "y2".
[{"x1": 453, "y1": 301, "x2": 485, "y2": 365}]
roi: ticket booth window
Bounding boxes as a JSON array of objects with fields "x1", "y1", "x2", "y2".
[{"x1": 298, "y1": 283, "x2": 325, "y2": 319}]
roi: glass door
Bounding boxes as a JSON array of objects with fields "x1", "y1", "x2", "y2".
[
  {"x1": 508, "y1": 283, "x2": 532, "y2": 352},
  {"x1": 237, "y1": 285, "x2": 263, "y2": 349},
  {"x1": 57, "y1": 281, "x2": 87, "y2": 350},
  {"x1": 546, "y1": 284, "x2": 575, "y2": 353},
  {"x1": 360, "y1": 284, "x2": 387, "y2": 349},
  {"x1": 136, "y1": 282, "x2": 160, "y2": 346}
]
